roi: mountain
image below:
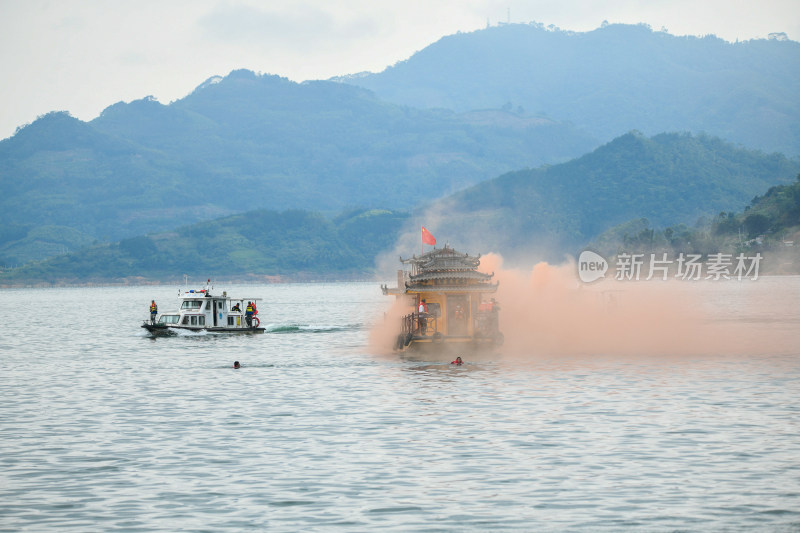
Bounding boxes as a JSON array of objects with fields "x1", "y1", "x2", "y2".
[
  {"x1": 5, "y1": 20, "x2": 800, "y2": 274},
  {"x1": 0, "y1": 208, "x2": 409, "y2": 285},
  {"x1": 589, "y1": 175, "x2": 800, "y2": 273},
  {"x1": 5, "y1": 131, "x2": 798, "y2": 284},
  {"x1": 418, "y1": 132, "x2": 800, "y2": 260},
  {"x1": 90, "y1": 70, "x2": 595, "y2": 210},
  {"x1": 338, "y1": 23, "x2": 800, "y2": 156},
  {"x1": 0, "y1": 70, "x2": 595, "y2": 264}
]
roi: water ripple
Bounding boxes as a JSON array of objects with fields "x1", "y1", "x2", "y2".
[{"x1": 1, "y1": 282, "x2": 799, "y2": 531}]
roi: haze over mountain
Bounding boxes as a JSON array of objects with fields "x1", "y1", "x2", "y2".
[
  {"x1": 0, "y1": 70, "x2": 594, "y2": 264},
  {"x1": 0, "y1": 208, "x2": 409, "y2": 284},
  {"x1": 2, "y1": 22, "x2": 799, "y2": 277},
  {"x1": 418, "y1": 132, "x2": 800, "y2": 261},
  {"x1": 339, "y1": 23, "x2": 800, "y2": 156},
  {"x1": 4, "y1": 131, "x2": 797, "y2": 283}
]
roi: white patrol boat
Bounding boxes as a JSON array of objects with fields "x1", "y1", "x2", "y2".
[{"x1": 142, "y1": 284, "x2": 265, "y2": 334}]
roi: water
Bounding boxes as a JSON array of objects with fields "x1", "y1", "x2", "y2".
[{"x1": 1, "y1": 281, "x2": 799, "y2": 531}]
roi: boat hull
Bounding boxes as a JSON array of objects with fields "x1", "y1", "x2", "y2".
[
  {"x1": 394, "y1": 333, "x2": 503, "y2": 355},
  {"x1": 141, "y1": 323, "x2": 265, "y2": 334}
]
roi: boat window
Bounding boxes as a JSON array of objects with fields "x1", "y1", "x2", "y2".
[
  {"x1": 198, "y1": 316, "x2": 205, "y2": 326},
  {"x1": 159, "y1": 315, "x2": 180, "y2": 324},
  {"x1": 181, "y1": 300, "x2": 203, "y2": 310},
  {"x1": 227, "y1": 317, "x2": 234, "y2": 326},
  {"x1": 182, "y1": 316, "x2": 189, "y2": 325},
  {"x1": 190, "y1": 316, "x2": 198, "y2": 326},
  {"x1": 217, "y1": 300, "x2": 226, "y2": 312}
]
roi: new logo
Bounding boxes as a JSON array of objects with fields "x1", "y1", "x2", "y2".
[{"x1": 578, "y1": 250, "x2": 608, "y2": 283}]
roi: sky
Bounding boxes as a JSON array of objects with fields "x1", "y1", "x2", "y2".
[{"x1": 0, "y1": 0, "x2": 797, "y2": 140}]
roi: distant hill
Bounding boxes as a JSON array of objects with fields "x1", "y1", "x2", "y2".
[
  {"x1": 338, "y1": 23, "x2": 800, "y2": 155},
  {"x1": 0, "y1": 208, "x2": 409, "y2": 285},
  {"x1": 589, "y1": 175, "x2": 800, "y2": 273},
  {"x1": 419, "y1": 132, "x2": 800, "y2": 261},
  {"x1": 0, "y1": 70, "x2": 595, "y2": 263},
  {"x1": 5, "y1": 131, "x2": 798, "y2": 284}
]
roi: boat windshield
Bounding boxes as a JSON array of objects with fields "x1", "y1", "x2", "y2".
[
  {"x1": 180, "y1": 300, "x2": 203, "y2": 310},
  {"x1": 158, "y1": 315, "x2": 180, "y2": 324}
]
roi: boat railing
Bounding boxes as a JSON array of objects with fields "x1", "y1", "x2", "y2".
[
  {"x1": 400, "y1": 312, "x2": 439, "y2": 336},
  {"x1": 400, "y1": 313, "x2": 415, "y2": 335}
]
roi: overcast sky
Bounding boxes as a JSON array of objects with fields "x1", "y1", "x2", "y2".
[{"x1": 0, "y1": 0, "x2": 797, "y2": 140}]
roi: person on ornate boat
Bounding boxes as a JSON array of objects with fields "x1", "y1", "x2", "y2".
[{"x1": 418, "y1": 299, "x2": 428, "y2": 335}]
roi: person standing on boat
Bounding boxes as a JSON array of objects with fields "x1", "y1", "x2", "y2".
[
  {"x1": 418, "y1": 299, "x2": 428, "y2": 335},
  {"x1": 245, "y1": 301, "x2": 254, "y2": 327},
  {"x1": 150, "y1": 300, "x2": 158, "y2": 324}
]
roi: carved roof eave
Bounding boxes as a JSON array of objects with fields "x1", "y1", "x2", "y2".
[
  {"x1": 410, "y1": 271, "x2": 494, "y2": 282},
  {"x1": 381, "y1": 285, "x2": 404, "y2": 296},
  {"x1": 400, "y1": 247, "x2": 482, "y2": 268},
  {"x1": 404, "y1": 254, "x2": 480, "y2": 263},
  {"x1": 404, "y1": 282, "x2": 499, "y2": 293},
  {"x1": 422, "y1": 259, "x2": 480, "y2": 269}
]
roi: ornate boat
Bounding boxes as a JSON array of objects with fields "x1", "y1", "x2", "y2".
[
  {"x1": 142, "y1": 285, "x2": 265, "y2": 334},
  {"x1": 381, "y1": 245, "x2": 502, "y2": 353}
]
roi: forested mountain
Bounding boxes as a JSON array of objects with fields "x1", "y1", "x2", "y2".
[
  {"x1": 0, "y1": 208, "x2": 409, "y2": 284},
  {"x1": 3, "y1": 24, "x2": 800, "y2": 278},
  {"x1": 5, "y1": 131, "x2": 798, "y2": 284},
  {"x1": 420, "y1": 132, "x2": 800, "y2": 261},
  {"x1": 339, "y1": 23, "x2": 800, "y2": 155},
  {"x1": 0, "y1": 70, "x2": 594, "y2": 264},
  {"x1": 589, "y1": 175, "x2": 800, "y2": 273}
]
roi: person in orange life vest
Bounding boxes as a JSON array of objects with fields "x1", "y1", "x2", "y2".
[
  {"x1": 150, "y1": 300, "x2": 158, "y2": 324},
  {"x1": 418, "y1": 299, "x2": 429, "y2": 335},
  {"x1": 451, "y1": 356, "x2": 463, "y2": 365},
  {"x1": 245, "y1": 302, "x2": 254, "y2": 326}
]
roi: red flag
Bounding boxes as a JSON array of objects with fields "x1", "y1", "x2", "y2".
[{"x1": 421, "y1": 226, "x2": 436, "y2": 246}]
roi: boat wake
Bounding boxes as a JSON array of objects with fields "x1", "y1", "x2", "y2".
[
  {"x1": 264, "y1": 324, "x2": 361, "y2": 334},
  {"x1": 172, "y1": 328, "x2": 210, "y2": 337}
]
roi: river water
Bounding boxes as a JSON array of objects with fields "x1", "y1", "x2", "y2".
[{"x1": 1, "y1": 281, "x2": 799, "y2": 531}]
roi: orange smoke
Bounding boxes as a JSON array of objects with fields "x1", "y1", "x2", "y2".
[
  {"x1": 369, "y1": 251, "x2": 798, "y2": 359},
  {"x1": 479, "y1": 253, "x2": 798, "y2": 358},
  {"x1": 369, "y1": 294, "x2": 414, "y2": 356}
]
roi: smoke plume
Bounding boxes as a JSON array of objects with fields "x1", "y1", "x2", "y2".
[{"x1": 479, "y1": 253, "x2": 798, "y2": 358}]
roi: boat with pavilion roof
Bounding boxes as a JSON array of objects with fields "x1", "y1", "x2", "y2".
[{"x1": 381, "y1": 244, "x2": 502, "y2": 353}]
